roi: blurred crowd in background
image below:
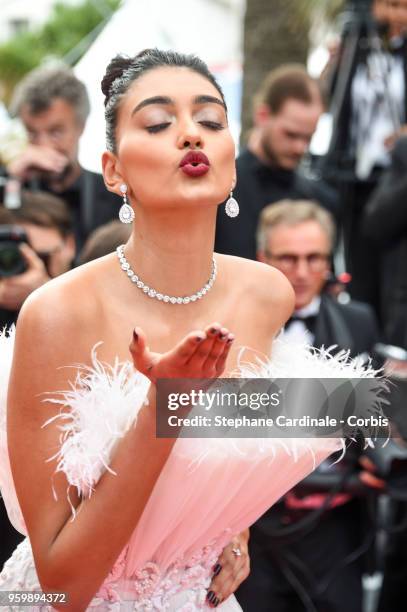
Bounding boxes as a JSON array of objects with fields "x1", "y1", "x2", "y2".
[{"x1": 2, "y1": 1, "x2": 407, "y2": 611}]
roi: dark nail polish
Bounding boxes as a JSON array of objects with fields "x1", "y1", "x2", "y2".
[
  {"x1": 213, "y1": 563, "x2": 222, "y2": 576},
  {"x1": 214, "y1": 597, "x2": 220, "y2": 607},
  {"x1": 227, "y1": 335, "x2": 235, "y2": 344},
  {"x1": 219, "y1": 333, "x2": 227, "y2": 340},
  {"x1": 207, "y1": 591, "x2": 216, "y2": 603},
  {"x1": 210, "y1": 327, "x2": 218, "y2": 334},
  {"x1": 133, "y1": 329, "x2": 138, "y2": 342},
  {"x1": 196, "y1": 336, "x2": 204, "y2": 342}
]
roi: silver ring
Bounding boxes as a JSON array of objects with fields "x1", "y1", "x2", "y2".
[{"x1": 232, "y1": 547, "x2": 242, "y2": 557}]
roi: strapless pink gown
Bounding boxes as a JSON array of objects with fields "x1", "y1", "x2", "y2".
[{"x1": 0, "y1": 328, "x2": 380, "y2": 610}]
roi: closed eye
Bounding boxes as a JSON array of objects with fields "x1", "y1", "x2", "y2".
[
  {"x1": 146, "y1": 120, "x2": 225, "y2": 134},
  {"x1": 199, "y1": 121, "x2": 224, "y2": 130},
  {"x1": 146, "y1": 122, "x2": 171, "y2": 133}
]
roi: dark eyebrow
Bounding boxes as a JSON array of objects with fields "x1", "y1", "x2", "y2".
[
  {"x1": 193, "y1": 95, "x2": 226, "y2": 110},
  {"x1": 132, "y1": 94, "x2": 226, "y2": 116},
  {"x1": 132, "y1": 96, "x2": 172, "y2": 116}
]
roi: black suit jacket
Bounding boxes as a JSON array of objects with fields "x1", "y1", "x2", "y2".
[
  {"x1": 313, "y1": 293, "x2": 380, "y2": 356},
  {"x1": 364, "y1": 137, "x2": 407, "y2": 346},
  {"x1": 36, "y1": 168, "x2": 119, "y2": 254},
  {"x1": 250, "y1": 293, "x2": 379, "y2": 529},
  {"x1": 215, "y1": 149, "x2": 339, "y2": 260}
]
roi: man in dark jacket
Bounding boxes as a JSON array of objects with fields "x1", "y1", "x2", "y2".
[
  {"x1": 236, "y1": 200, "x2": 382, "y2": 612},
  {"x1": 215, "y1": 65, "x2": 339, "y2": 260},
  {"x1": 6, "y1": 64, "x2": 118, "y2": 253},
  {"x1": 364, "y1": 135, "x2": 407, "y2": 347},
  {"x1": 1, "y1": 65, "x2": 119, "y2": 319},
  {"x1": 363, "y1": 137, "x2": 407, "y2": 612}
]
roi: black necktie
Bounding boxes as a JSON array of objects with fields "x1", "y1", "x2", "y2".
[{"x1": 286, "y1": 314, "x2": 317, "y2": 335}]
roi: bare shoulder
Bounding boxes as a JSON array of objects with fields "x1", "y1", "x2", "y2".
[
  {"x1": 15, "y1": 255, "x2": 114, "y2": 368},
  {"x1": 218, "y1": 254, "x2": 295, "y2": 330}
]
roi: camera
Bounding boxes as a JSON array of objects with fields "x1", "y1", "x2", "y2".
[{"x1": 0, "y1": 225, "x2": 29, "y2": 278}]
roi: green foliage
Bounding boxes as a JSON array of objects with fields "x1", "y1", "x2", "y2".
[
  {"x1": 292, "y1": 0, "x2": 344, "y2": 25},
  {"x1": 0, "y1": 0, "x2": 121, "y2": 101}
]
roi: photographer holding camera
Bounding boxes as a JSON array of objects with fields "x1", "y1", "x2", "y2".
[
  {"x1": 5, "y1": 64, "x2": 118, "y2": 253},
  {"x1": 0, "y1": 190, "x2": 74, "y2": 330},
  {"x1": 322, "y1": 0, "x2": 407, "y2": 321}
]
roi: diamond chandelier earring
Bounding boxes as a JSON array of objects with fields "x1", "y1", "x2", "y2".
[
  {"x1": 225, "y1": 190, "x2": 239, "y2": 218},
  {"x1": 119, "y1": 184, "x2": 135, "y2": 224}
]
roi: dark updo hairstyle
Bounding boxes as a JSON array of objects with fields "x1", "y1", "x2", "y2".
[{"x1": 101, "y1": 48, "x2": 226, "y2": 152}]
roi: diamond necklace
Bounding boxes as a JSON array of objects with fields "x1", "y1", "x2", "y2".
[{"x1": 116, "y1": 245, "x2": 217, "y2": 304}]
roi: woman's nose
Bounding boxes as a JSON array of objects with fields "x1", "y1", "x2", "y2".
[
  {"x1": 181, "y1": 136, "x2": 202, "y2": 149},
  {"x1": 177, "y1": 119, "x2": 203, "y2": 149}
]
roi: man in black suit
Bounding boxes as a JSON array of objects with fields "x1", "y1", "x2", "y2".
[
  {"x1": 236, "y1": 200, "x2": 382, "y2": 612},
  {"x1": 215, "y1": 65, "x2": 339, "y2": 260},
  {"x1": 363, "y1": 135, "x2": 407, "y2": 612},
  {"x1": 6, "y1": 64, "x2": 118, "y2": 254},
  {"x1": 364, "y1": 135, "x2": 407, "y2": 348}
]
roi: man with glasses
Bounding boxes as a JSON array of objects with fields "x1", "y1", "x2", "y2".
[
  {"x1": 6, "y1": 64, "x2": 118, "y2": 253},
  {"x1": 236, "y1": 199, "x2": 382, "y2": 612}
]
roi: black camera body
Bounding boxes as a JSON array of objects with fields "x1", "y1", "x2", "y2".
[{"x1": 0, "y1": 225, "x2": 30, "y2": 278}]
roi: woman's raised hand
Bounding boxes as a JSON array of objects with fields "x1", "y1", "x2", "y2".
[{"x1": 129, "y1": 323, "x2": 234, "y2": 384}]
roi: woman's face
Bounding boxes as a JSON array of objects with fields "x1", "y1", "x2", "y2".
[{"x1": 110, "y1": 66, "x2": 236, "y2": 210}]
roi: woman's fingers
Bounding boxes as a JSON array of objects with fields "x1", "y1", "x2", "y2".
[
  {"x1": 187, "y1": 324, "x2": 233, "y2": 376},
  {"x1": 214, "y1": 334, "x2": 234, "y2": 377},
  {"x1": 200, "y1": 327, "x2": 234, "y2": 377},
  {"x1": 207, "y1": 536, "x2": 249, "y2": 606},
  {"x1": 129, "y1": 322, "x2": 234, "y2": 381},
  {"x1": 169, "y1": 330, "x2": 208, "y2": 364},
  {"x1": 212, "y1": 558, "x2": 250, "y2": 605},
  {"x1": 222, "y1": 563, "x2": 250, "y2": 601},
  {"x1": 186, "y1": 324, "x2": 220, "y2": 368},
  {"x1": 129, "y1": 327, "x2": 157, "y2": 375}
]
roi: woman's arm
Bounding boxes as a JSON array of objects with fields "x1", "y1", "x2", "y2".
[{"x1": 8, "y1": 286, "x2": 234, "y2": 611}]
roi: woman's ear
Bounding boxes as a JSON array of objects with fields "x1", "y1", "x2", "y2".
[{"x1": 102, "y1": 151, "x2": 124, "y2": 195}]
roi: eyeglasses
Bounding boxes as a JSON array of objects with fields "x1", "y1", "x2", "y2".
[{"x1": 265, "y1": 251, "x2": 330, "y2": 272}]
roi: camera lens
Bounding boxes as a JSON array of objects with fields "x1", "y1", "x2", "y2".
[{"x1": 0, "y1": 241, "x2": 26, "y2": 277}]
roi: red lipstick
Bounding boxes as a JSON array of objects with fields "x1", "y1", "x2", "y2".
[{"x1": 179, "y1": 151, "x2": 210, "y2": 177}]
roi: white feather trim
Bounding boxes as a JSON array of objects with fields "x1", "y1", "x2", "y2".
[
  {"x1": 237, "y1": 335, "x2": 380, "y2": 379},
  {"x1": 43, "y1": 344, "x2": 150, "y2": 499},
  {"x1": 0, "y1": 328, "x2": 388, "y2": 523},
  {"x1": 236, "y1": 335, "x2": 388, "y2": 449},
  {"x1": 43, "y1": 336, "x2": 388, "y2": 497}
]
